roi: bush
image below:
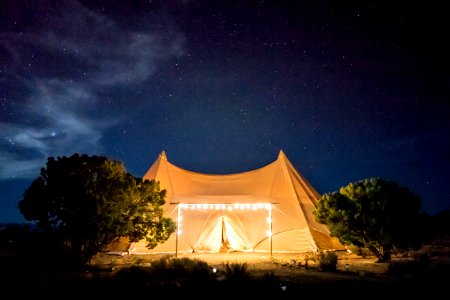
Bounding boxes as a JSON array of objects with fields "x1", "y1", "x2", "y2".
[
  {"x1": 314, "y1": 251, "x2": 338, "y2": 272},
  {"x1": 303, "y1": 251, "x2": 316, "y2": 267},
  {"x1": 349, "y1": 245, "x2": 372, "y2": 257},
  {"x1": 115, "y1": 265, "x2": 151, "y2": 287},
  {"x1": 114, "y1": 257, "x2": 215, "y2": 289},
  {"x1": 221, "y1": 262, "x2": 252, "y2": 283},
  {"x1": 387, "y1": 254, "x2": 430, "y2": 278},
  {"x1": 165, "y1": 257, "x2": 213, "y2": 283}
]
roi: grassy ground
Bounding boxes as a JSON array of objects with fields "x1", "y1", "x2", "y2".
[
  {"x1": 88, "y1": 250, "x2": 450, "y2": 294},
  {"x1": 1, "y1": 246, "x2": 449, "y2": 298}
]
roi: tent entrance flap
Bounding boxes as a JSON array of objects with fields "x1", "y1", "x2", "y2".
[
  {"x1": 220, "y1": 217, "x2": 231, "y2": 252},
  {"x1": 191, "y1": 214, "x2": 254, "y2": 252},
  {"x1": 179, "y1": 207, "x2": 268, "y2": 253}
]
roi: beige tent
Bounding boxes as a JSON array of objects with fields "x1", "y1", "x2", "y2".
[{"x1": 127, "y1": 150, "x2": 343, "y2": 255}]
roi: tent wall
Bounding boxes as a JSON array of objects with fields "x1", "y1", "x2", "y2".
[{"x1": 129, "y1": 150, "x2": 343, "y2": 254}]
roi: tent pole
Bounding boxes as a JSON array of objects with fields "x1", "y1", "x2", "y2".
[
  {"x1": 270, "y1": 203, "x2": 273, "y2": 257},
  {"x1": 170, "y1": 202, "x2": 180, "y2": 257},
  {"x1": 268, "y1": 202, "x2": 278, "y2": 257},
  {"x1": 175, "y1": 204, "x2": 179, "y2": 258}
]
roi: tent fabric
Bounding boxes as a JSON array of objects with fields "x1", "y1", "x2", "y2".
[
  {"x1": 103, "y1": 236, "x2": 132, "y2": 255},
  {"x1": 128, "y1": 150, "x2": 343, "y2": 254}
]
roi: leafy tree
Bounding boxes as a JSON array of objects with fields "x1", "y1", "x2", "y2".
[
  {"x1": 314, "y1": 178, "x2": 426, "y2": 262},
  {"x1": 18, "y1": 153, "x2": 176, "y2": 268}
]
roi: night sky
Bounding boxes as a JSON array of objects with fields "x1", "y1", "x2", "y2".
[{"x1": 1, "y1": 0, "x2": 449, "y2": 223}]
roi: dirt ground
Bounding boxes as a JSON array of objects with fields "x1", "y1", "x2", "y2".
[
  {"x1": 1, "y1": 248, "x2": 447, "y2": 297},
  {"x1": 91, "y1": 250, "x2": 390, "y2": 280},
  {"x1": 91, "y1": 237, "x2": 450, "y2": 291},
  {"x1": 88, "y1": 249, "x2": 450, "y2": 296}
]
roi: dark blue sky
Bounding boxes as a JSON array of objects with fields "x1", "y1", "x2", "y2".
[{"x1": 1, "y1": 0, "x2": 449, "y2": 223}]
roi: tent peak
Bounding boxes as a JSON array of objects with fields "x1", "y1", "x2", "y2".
[
  {"x1": 159, "y1": 150, "x2": 167, "y2": 160},
  {"x1": 278, "y1": 149, "x2": 286, "y2": 159}
]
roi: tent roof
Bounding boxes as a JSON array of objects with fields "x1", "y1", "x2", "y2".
[
  {"x1": 104, "y1": 150, "x2": 344, "y2": 255},
  {"x1": 144, "y1": 150, "x2": 320, "y2": 200},
  {"x1": 134, "y1": 150, "x2": 344, "y2": 253}
]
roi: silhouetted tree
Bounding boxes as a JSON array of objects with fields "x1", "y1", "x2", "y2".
[
  {"x1": 18, "y1": 153, "x2": 175, "y2": 268},
  {"x1": 430, "y1": 209, "x2": 450, "y2": 239},
  {"x1": 315, "y1": 178, "x2": 427, "y2": 262},
  {"x1": 0, "y1": 223, "x2": 35, "y2": 255}
]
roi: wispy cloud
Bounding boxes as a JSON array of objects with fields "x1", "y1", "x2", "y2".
[
  {"x1": 0, "y1": 0, "x2": 184, "y2": 180},
  {"x1": 0, "y1": 80, "x2": 105, "y2": 179},
  {"x1": 38, "y1": 4, "x2": 184, "y2": 86}
]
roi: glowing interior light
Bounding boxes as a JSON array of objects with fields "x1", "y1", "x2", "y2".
[
  {"x1": 209, "y1": 204, "x2": 214, "y2": 209},
  {"x1": 252, "y1": 204, "x2": 257, "y2": 210},
  {"x1": 202, "y1": 204, "x2": 208, "y2": 209},
  {"x1": 266, "y1": 217, "x2": 272, "y2": 223},
  {"x1": 221, "y1": 204, "x2": 225, "y2": 210},
  {"x1": 234, "y1": 203, "x2": 239, "y2": 209},
  {"x1": 178, "y1": 216, "x2": 183, "y2": 222},
  {"x1": 245, "y1": 204, "x2": 251, "y2": 209},
  {"x1": 264, "y1": 203, "x2": 271, "y2": 210},
  {"x1": 266, "y1": 230, "x2": 272, "y2": 237},
  {"x1": 178, "y1": 230, "x2": 182, "y2": 236},
  {"x1": 227, "y1": 206, "x2": 233, "y2": 211},
  {"x1": 195, "y1": 204, "x2": 202, "y2": 209}
]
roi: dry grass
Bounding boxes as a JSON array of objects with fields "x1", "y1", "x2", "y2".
[
  {"x1": 2, "y1": 246, "x2": 449, "y2": 297},
  {"x1": 89, "y1": 245, "x2": 450, "y2": 291},
  {"x1": 90, "y1": 250, "x2": 389, "y2": 279}
]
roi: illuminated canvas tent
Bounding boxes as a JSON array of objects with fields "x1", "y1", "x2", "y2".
[{"x1": 128, "y1": 150, "x2": 343, "y2": 254}]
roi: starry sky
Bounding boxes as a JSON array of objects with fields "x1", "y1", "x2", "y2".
[{"x1": 1, "y1": 0, "x2": 449, "y2": 223}]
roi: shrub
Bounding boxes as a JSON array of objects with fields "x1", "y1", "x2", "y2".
[
  {"x1": 222, "y1": 262, "x2": 252, "y2": 282},
  {"x1": 114, "y1": 257, "x2": 215, "y2": 289},
  {"x1": 314, "y1": 251, "x2": 338, "y2": 272},
  {"x1": 387, "y1": 254, "x2": 430, "y2": 278},
  {"x1": 303, "y1": 251, "x2": 317, "y2": 267},
  {"x1": 349, "y1": 245, "x2": 372, "y2": 257},
  {"x1": 166, "y1": 257, "x2": 213, "y2": 283},
  {"x1": 115, "y1": 265, "x2": 151, "y2": 287}
]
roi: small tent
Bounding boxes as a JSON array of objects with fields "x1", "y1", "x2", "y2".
[{"x1": 127, "y1": 150, "x2": 343, "y2": 255}]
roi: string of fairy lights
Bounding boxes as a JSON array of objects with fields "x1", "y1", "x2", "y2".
[{"x1": 176, "y1": 203, "x2": 273, "y2": 237}]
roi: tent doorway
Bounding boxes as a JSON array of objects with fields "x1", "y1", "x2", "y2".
[
  {"x1": 219, "y1": 217, "x2": 231, "y2": 252},
  {"x1": 187, "y1": 210, "x2": 261, "y2": 253}
]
